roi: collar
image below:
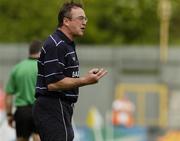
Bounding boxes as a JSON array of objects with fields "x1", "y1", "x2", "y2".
[{"x1": 55, "y1": 29, "x2": 75, "y2": 47}]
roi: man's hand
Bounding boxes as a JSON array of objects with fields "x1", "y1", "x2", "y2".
[
  {"x1": 82, "y1": 68, "x2": 108, "y2": 85},
  {"x1": 7, "y1": 114, "x2": 14, "y2": 128},
  {"x1": 89, "y1": 68, "x2": 99, "y2": 74}
]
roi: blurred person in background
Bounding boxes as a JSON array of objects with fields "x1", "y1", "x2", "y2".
[
  {"x1": 33, "y1": 2, "x2": 107, "y2": 141},
  {"x1": 5, "y1": 40, "x2": 42, "y2": 141},
  {"x1": 112, "y1": 96, "x2": 135, "y2": 128},
  {"x1": 0, "y1": 87, "x2": 5, "y2": 125}
]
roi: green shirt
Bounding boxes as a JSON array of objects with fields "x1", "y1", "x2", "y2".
[{"x1": 5, "y1": 58, "x2": 38, "y2": 106}]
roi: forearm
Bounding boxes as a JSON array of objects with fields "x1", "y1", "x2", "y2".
[
  {"x1": 48, "y1": 77, "x2": 87, "y2": 91},
  {"x1": 5, "y1": 94, "x2": 13, "y2": 115},
  {"x1": 48, "y1": 68, "x2": 107, "y2": 91}
]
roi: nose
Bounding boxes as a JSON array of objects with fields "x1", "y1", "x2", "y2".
[
  {"x1": 82, "y1": 20, "x2": 87, "y2": 25},
  {"x1": 83, "y1": 17, "x2": 88, "y2": 23}
]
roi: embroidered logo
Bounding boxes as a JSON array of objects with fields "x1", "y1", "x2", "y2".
[
  {"x1": 72, "y1": 57, "x2": 76, "y2": 61},
  {"x1": 72, "y1": 71, "x2": 79, "y2": 78}
]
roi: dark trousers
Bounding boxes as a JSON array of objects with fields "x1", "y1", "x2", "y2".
[{"x1": 33, "y1": 96, "x2": 74, "y2": 141}]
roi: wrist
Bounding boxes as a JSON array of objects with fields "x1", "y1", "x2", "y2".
[
  {"x1": 79, "y1": 77, "x2": 87, "y2": 86},
  {"x1": 6, "y1": 112, "x2": 13, "y2": 117}
]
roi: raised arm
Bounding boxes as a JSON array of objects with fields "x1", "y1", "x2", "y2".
[{"x1": 48, "y1": 68, "x2": 107, "y2": 91}]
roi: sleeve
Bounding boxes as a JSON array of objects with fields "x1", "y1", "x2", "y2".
[
  {"x1": 5, "y1": 69, "x2": 16, "y2": 95},
  {"x1": 44, "y1": 43, "x2": 66, "y2": 85}
]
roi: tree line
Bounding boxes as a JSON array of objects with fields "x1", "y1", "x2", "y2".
[{"x1": 0, "y1": 0, "x2": 179, "y2": 46}]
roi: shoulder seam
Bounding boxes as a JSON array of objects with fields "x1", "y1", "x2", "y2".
[{"x1": 50, "y1": 35, "x2": 64, "y2": 47}]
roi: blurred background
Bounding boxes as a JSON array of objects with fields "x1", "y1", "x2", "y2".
[{"x1": 0, "y1": 0, "x2": 180, "y2": 141}]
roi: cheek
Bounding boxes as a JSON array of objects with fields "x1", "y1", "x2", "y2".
[
  {"x1": 69, "y1": 22, "x2": 82, "y2": 33},
  {"x1": 71, "y1": 25, "x2": 80, "y2": 32}
]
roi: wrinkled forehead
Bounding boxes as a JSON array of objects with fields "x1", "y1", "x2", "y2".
[{"x1": 70, "y1": 7, "x2": 86, "y2": 18}]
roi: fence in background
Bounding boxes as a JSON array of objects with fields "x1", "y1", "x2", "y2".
[{"x1": 1, "y1": 45, "x2": 180, "y2": 128}]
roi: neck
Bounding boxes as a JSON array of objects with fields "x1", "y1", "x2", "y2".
[
  {"x1": 29, "y1": 54, "x2": 39, "y2": 59},
  {"x1": 58, "y1": 27, "x2": 73, "y2": 41}
]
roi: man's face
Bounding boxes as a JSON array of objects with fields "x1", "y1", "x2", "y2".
[{"x1": 67, "y1": 7, "x2": 87, "y2": 37}]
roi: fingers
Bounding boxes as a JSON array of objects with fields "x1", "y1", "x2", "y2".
[
  {"x1": 95, "y1": 68, "x2": 108, "y2": 79},
  {"x1": 8, "y1": 121, "x2": 14, "y2": 128},
  {"x1": 7, "y1": 116, "x2": 15, "y2": 128},
  {"x1": 98, "y1": 70, "x2": 108, "y2": 79},
  {"x1": 84, "y1": 68, "x2": 107, "y2": 85},
  {"x1": 88, "y1": 68, "x2": 108, "y2": 82},
  {"x1": 89, "y1": 68, "x2": 99, "y2": 74}
]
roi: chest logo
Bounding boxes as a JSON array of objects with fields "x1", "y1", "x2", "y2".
[{"x1": 72, "y1": 71, "x2": 79, "y2": 78}]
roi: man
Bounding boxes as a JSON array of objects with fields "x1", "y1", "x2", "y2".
[
  {"x1": 33, "y1": 2, "x2": 107, "y2": 141},
  {"x1": 5, "y1": 40, "x2": 42, "y2": 141}
]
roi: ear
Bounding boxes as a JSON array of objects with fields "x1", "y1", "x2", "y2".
[{"x1": 63, "y1": 17, "x2": 70, "y2": 26}]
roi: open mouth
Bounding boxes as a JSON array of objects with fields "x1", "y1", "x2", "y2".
[{"x1": 81, "y1": 27, "x2": 85, "y2": 31}]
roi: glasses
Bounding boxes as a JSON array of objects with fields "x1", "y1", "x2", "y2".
[{"x1": 66, "y1": 16, "x2": 88, "y2": 22}]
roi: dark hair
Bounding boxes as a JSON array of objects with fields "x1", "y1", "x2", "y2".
[
  {"x1": 58, "y1": 2, "x2": 83, "y2": 27},
  {"x1": 29, "y1": 40, "x2": 42, "y2": 55}
]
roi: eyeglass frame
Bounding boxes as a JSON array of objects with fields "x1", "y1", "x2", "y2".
[{"x1": 65, "y1": 16, "x2": 88, "y2": 22}]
